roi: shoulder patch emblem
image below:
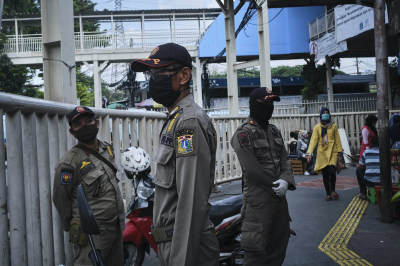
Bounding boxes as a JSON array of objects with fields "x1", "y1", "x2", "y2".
[
  {"x1": 238, "y1": 131, "x2": 251, "y2": 147},
  {"x1": 249, "y1": 120, "x2": 255, "y2": 125},
  {"x1": 60, "y1": 171, "x2": 72, "y2": 184},
  {"x1": 177, "y1": 129, "x2": 194, "y2": 155}
]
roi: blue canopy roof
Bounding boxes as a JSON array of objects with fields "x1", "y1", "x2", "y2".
[{"x1": 199, "y1": 3, "x2": 324, "y2": 59}]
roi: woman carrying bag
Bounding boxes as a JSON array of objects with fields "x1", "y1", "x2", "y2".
[{"x1": 306, "y1": 107, "x2": 343, "y2": 201}]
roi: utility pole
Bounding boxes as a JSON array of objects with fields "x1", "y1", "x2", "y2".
[
  {"x1": 0, "y1": 0, "x2": 4, "y2": 28},
  {"x1": 356, "y1": 57, "x2": 360, "y2": 75},
  {"x1": 325, "y1": 55, "x2": 334, "y2": 112},
  {"x1": 374, "y1": 0, "x2": 393, "y2": 223}
]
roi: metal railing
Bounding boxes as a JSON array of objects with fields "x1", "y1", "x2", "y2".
[
  {"x1": 3, "y1": 29, "x2": 201, "y2": 54},
  {"x1": 0, "y1": 92, "x2": 166, "y2": 266},
  {"x1": 1, "y1": 91, "x2": 398, "y2": 265},
  {"x1": 212, "y1": 110, "x2": 400, "y2": 182},
  {"x1": 206, "y1": 97, "x2": 378, "y2": 116},
  {"x1": 309, "y1": 10, "x2": 335, "y2": 40}
]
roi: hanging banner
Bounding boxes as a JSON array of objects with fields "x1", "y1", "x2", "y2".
[
  {"x1": 310, "y1": 32, "x2": 347, "y2": 62},
  {"x1": 335, "y1": 4, "x2": 388, "y2": 43}
]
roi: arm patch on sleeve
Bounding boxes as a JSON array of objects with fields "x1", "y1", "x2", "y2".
[
  {"x1": 60, "y1": 170, "x2": 73, "y2": 184},
  {"x1": 238, "y1": 131, "x2": 251, "y2": 147},
  {"x1": 176, "y1": 129, "x2": 194, "y2": 155}
]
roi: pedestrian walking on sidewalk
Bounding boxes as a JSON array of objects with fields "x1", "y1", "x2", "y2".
[
  {"x1": 53, "y1": 106, "x2": 125, "y2": 266},
  {"x1": 306, "y1": 107, "x2": 343, "y2": 201},
  {"x1": 131, "y1": 43, "x2": 219, "y2": 266},
  {"x1": 297, "y1": 130, "x2": 313, "y2": 175},
  {"x1": 231, "y1": 87, "x2": 296, "y2": 266},
  {"x1": 356, "y1": 115, "x2": 378, "y2": 200}
]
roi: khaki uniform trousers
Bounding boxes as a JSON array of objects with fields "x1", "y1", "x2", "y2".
[
  {"x1": 157, "y1": 226, "x2": 219, "y2": 266},
  {"x1": 73, "y1": 224, "x2": 123, "y2": 266},
  {"x1": 241, "y1": 199, "x2": 290, "y2": 266}
]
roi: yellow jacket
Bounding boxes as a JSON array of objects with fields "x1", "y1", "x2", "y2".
[{"x1": 307, "y1": 122, "x2": 343, "y2": 172}]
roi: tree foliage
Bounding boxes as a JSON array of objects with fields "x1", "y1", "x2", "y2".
[
  {"x1": 301, "y1": 56, "x2": 343, "y2": 100},
  {"x1": 271, "y1": 65, "x2": 303, "y2": 77},
  {"x1": 301, "y1": 57, "x2": 326, "y2": 100},
  {"x1": 1, "y1": 0, "x2": 100, "y2": 99},
  {"x1": 3, "y1": 0, "x2": 99, "y2": 34},
  {"x1": 76, "y1": 66, "x2": 94, "y2": 106}
]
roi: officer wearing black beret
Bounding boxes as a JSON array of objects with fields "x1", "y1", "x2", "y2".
[{"x1": 231, "y1": 87, "x2": 296, "y2": 266}]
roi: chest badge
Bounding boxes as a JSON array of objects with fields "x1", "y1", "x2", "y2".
[{"x1": 177, "y1": 134, "x2": 194, "y2": 154}]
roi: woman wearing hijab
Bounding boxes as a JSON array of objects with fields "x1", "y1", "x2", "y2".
[
  {"x1": 306, "y1": 107, "x2": 343, "y2": 201},
  {"x1": 356, "y1": 115, "x2": 378, "y2": 200}
]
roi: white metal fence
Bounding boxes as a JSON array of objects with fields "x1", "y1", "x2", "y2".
[
  {"x1": 0, "y1": 92, "x2": 166, "y2": 266},
  {"x1": 1, "y1": 91, "x2": 398, "y2": 265},
  {"x1": 206, "y1": 97, "x2": 378, "y2": 116},
  {"x1": 3, "y1": 29, "x2": 201, "y2": 54}
]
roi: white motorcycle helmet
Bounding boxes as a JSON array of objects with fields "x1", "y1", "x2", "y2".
[{"x1": 121, "y1": 146, "x2": 151, "y2": 179}]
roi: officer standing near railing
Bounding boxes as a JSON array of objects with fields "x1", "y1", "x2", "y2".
[
  {"x1": 131, "y1": 43, "x2": 219, "y2": 266},
  {"x1": 231, "y1": 87, "x2": 296, "y2": 266},
  {"x1": 52, "y1": 106, "x2": 125, "y2": 266}
]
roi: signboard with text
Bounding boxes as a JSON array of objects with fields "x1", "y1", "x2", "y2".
[
  {"x1": 335, "y1": 4, "x2": 388, "y2": 43},
  {"x1": 310, "y1": 32, "x2": 347, "y2": 62}
]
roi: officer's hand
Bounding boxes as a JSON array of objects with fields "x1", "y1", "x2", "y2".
[
  {"x1": 272, "y1": 179, "x2": 288, "y2": 197},
  {"x1": 305, "y1": 154, "x2": 311, "y2": 162},
  {"x1": 70, "y1": 218, "x2": 88, "y2": 246}
]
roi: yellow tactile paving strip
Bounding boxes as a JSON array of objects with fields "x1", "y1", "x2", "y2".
[{"x1": 318, "y1": 196, "x2": 373, "y2": 266}]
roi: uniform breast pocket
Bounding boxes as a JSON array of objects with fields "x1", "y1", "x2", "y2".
[
  {"x1": 273, "y1": 137, "x2": 284, "y2": 154},
  {"x1": 253, "y1": 140, "x2": 269, "y2": 159},
  {"x1": 154, "y1": 147, "x2": 175, "y2": 189},
  {"x1": 82, "y1": 168, "x2": 105, "y2": 197}
]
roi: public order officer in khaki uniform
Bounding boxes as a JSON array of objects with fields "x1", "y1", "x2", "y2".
[
  {"x1": 53, "y1": 106, "x2": 125, "y2": 266},
  {"x1": 131, "y1": 43, "x2": 219, "y2": 266},
  {"x1": 231, "y1": 87, "x2": 296, "y2": 266}
]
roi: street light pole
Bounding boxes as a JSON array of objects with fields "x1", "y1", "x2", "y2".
[
  {"x1": 0, "y1": 0, "x2": 4, "y2": 29},
  {"x1": 374, "y1": 0, "x2": 393, "y2": 223}
]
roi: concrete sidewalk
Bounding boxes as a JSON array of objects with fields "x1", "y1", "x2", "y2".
[{"x1": 144, "y1": 166, "x2": 400, "y2": 265}]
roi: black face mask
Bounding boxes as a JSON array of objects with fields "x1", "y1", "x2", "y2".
[
  {"x1": 250, "y1": 99, "x2": 274, "y2": 127},
  {"x1": 72, "y1": 124, "x2": 99, "y2": 143},
  {"x1": 149, "y1": 75, "x2": 180, "y2": 108}
]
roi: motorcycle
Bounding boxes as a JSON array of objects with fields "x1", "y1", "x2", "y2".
[
  {"x1": 122, "y1": 174, "x2": 244, "y2": 266},
  {"x1": 123, "y1": 174, "x2": 157, "y2": 266}
]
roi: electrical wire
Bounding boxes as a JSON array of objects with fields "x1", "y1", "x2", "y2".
[
  {"x1": 216, "y1": 0, "x2": 257, "y2": 57},
  {"x1": 268, "y1": 8, "x2": 284, "y2": 23}
]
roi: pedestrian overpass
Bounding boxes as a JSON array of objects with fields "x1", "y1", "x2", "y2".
[
  {"x1": 3, "y1": 9, "x2": 222, "y2": 65},
  {"x1": 2, "y1": 8, "x2": 220, "y2": 107}
]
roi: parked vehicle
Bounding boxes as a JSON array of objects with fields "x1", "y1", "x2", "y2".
[
  {"x1": 121, "y1": 146, "x2": 244, "y2": 266},
  {"x1": 122, "y1": 175, "x2": 244, "y2": 266}
]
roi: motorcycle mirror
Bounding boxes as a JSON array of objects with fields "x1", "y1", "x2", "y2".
[{"x1": 77, "y1": 184, "x2": 100, "y2": 235}]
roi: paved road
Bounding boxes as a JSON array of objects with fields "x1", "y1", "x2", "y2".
[{"x1": 141, "y1": 166, "x2": 400, "y2": 265}]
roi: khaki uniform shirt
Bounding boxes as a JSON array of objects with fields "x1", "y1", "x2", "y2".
[
  {"x1": 153, "y1": 95, "x2": 217, "y2": 265},
  {"x1": 53, "y1": 140, "x2": 125, "y2": 231},
  {"x1": 231, "y1": 119, "x2": 296, "y2": 203}
]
